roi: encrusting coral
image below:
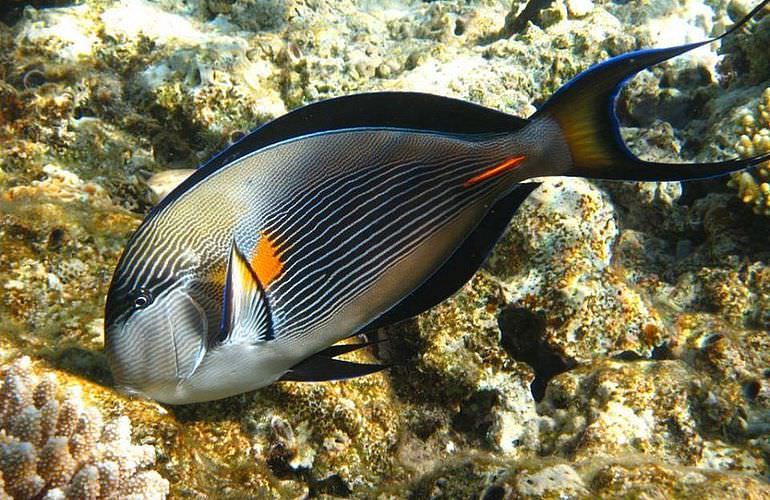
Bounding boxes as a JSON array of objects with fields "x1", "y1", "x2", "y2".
[
  {"x1": 731, "y1": 87, "x2": 770, "y2": 215},
  {"x1": 0, "y1": 357, "x2": 168, "y2": 499}
]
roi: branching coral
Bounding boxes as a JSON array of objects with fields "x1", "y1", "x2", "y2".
[
  {"x1": 0, "y1": 357, "x2": 169, "y2": 499},
  {"x1": 731, "y1": 87, "x2": 770, "y2": 215}
]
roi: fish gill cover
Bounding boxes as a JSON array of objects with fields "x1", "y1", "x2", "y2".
[{"x1": 0, "y1": 0, "x2": 769, "y2": 497}]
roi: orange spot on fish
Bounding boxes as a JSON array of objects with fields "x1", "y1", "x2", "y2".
[
  {"x1": 252, "y1": 232, "x2": 283, "y2": 288},
  {"x1": 463, "y1": 155, "x2": 527, "y2": 187}
]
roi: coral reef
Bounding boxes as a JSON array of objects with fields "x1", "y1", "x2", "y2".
[
  {"x1": 0, "y1": 357, "x2": 169, "y2": 499},
  {"x1": 1, "y1": 0, "x2": 769, "y2": 497},
  {"x1": 405, "y1": 453, "x2": 770, "y2": 498}
]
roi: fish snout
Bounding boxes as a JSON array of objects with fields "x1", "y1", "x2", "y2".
[
  {"x1": 105, "y1": 287, "x2": 207, "y2": 401},
  {"x1": 105, "y1": 301, "x2": 176, "y2": 398}
]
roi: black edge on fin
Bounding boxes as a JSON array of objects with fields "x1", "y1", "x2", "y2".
[
  {"x1": 535, "y1": 0, "x2": 770, "y2": 181},
  {"x1": 218, "y1": 239, "x2": 274, "y2": 343},
  {"x1": 361, "y1": 182, "x2": 541, "y2": 333},
  {"x1": 151, "y1": 92, "x2": 529, "y2": 217},
  {"x1": 317, "y1": 340, "x2": 388, "y2": 358},
  {"x1": 279, "y1": 342, "x2": 387, "y2": 382}
]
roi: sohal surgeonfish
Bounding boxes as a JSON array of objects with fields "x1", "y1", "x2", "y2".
[{"x1": 105, "y1": 1, "x2": 770, "y2": 404}]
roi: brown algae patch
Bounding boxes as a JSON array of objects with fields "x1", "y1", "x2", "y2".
[{"x1": 1, "y1": 165, "x2": 139, "y2": 368}]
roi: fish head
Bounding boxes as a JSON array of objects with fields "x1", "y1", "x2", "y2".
[{"x1": 104, "y1": 239, "x2": 210, "y2": 401}]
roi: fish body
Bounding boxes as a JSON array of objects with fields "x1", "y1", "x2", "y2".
[
  {"x1": 105, "y1": 0, "x2": 770, "y2": 404},
  {"x1": 108, "y1": 119, "x2": 567, "y2": 403}
]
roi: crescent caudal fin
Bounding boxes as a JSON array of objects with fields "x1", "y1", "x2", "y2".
[{"x1": 534, "y1": 0, "x2": 770, "y2": 181}]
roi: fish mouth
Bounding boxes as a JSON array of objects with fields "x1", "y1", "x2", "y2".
[
  {"x1": 104, "y1": 322, "x2": 136, "y2": 392},
  {"x1": 104, "y1": 285, "x2": 210, "y2": 400},
  {"x1": 112, "y1": 382, "x2": 152, "y2": 401},
  {"x1": 104, "y1": 293, "x2": 177, "y2": 394}
]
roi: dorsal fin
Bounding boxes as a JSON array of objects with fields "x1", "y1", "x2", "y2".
[{"x1": 151, "y1": 92, "x2": 529, "y2": 215}]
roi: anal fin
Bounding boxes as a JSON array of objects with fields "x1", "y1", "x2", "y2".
[{"x1": 279, "y1": 342, "x2": 388, "y2": 382}]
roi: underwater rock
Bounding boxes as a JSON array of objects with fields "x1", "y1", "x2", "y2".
[
  {"x1": 600, "y1": 179, "x2": 689, "y2": 236},
  {"x1": 104, "y1": 0, "x2": 287, "y2": 136},
  {"x1": 411, "y1": 271, "x2": 542, "y2": 455},
  {"x1": 720, "y1": 6, "x2": 770, "y2": 85},
  {"x1": 250, "y1": 372, "x2": 403, "y2": 494},
  {"x1": 515, "y1": 462, "x2": 588, "y2": 496},
  {"x1": 565, "y1": 0, "x2": 593, "y2": 19},
  {"x1": 493, "y1": 179, "x2": 666, "y2": 362},
  {"x1": 537, "y1": 359, "x2": 766, "y2": 474},
  {"x1": 404, "y1": 452, "x2": 770, "y2": 498},
  {"x1": 146, "y1": 168, "x2": 195, "y2": 203},
  {"x1": 14, "y1": 4, "x2": 100, "y2": 63},
  {"x1": 0, "y1": 163, "x2": 138, "y2": 365}
]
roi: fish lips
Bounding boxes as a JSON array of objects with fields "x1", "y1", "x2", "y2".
[{"x1": 105, "y1": 287, "x2": 208, "y2": 398}]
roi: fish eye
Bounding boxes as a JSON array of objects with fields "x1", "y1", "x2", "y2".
[{"x1": 129, "y1": 288, "x2": 154, "y2": 310}]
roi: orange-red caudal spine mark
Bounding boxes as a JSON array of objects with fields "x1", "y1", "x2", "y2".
[
  {"x1": 251, "y1": 231, "x2": 283, "y2": 288},
  {"x1": 463, "y1": 155, "x2": 527, "y2": 188}
]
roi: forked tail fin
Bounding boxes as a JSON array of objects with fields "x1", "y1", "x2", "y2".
[{"x1": 534, "y1": 0, "x2": 770, "y2": 181}]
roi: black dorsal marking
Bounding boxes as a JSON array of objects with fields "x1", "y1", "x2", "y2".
[{"x1": 150, "y1": 92, "x2": 529, "y2": 217}]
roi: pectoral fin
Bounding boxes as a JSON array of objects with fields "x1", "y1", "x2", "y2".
[
  {"x1": 220, "y1": 239, "x2": 274, "y2": 344},
  {"x1": 167, "y1": 288, "x2": 208, "y2": 382}
]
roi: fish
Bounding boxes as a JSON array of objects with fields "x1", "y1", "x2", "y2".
[{"x1": 104, "y1": 0, "x2": 770, "y2": 405}]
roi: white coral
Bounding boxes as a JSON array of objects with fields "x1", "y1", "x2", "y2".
[{"x1": 0, "y1": 357, "x2": 169, "y2": 499}]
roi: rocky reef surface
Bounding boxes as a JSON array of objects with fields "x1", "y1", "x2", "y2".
[{"x1": 0, "y1": 0, "x2": 769, "y2": 497}]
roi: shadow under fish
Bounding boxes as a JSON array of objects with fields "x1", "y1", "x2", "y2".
[{"x1": 104, "y1": 0, "x2": 770, "y2": 404}]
